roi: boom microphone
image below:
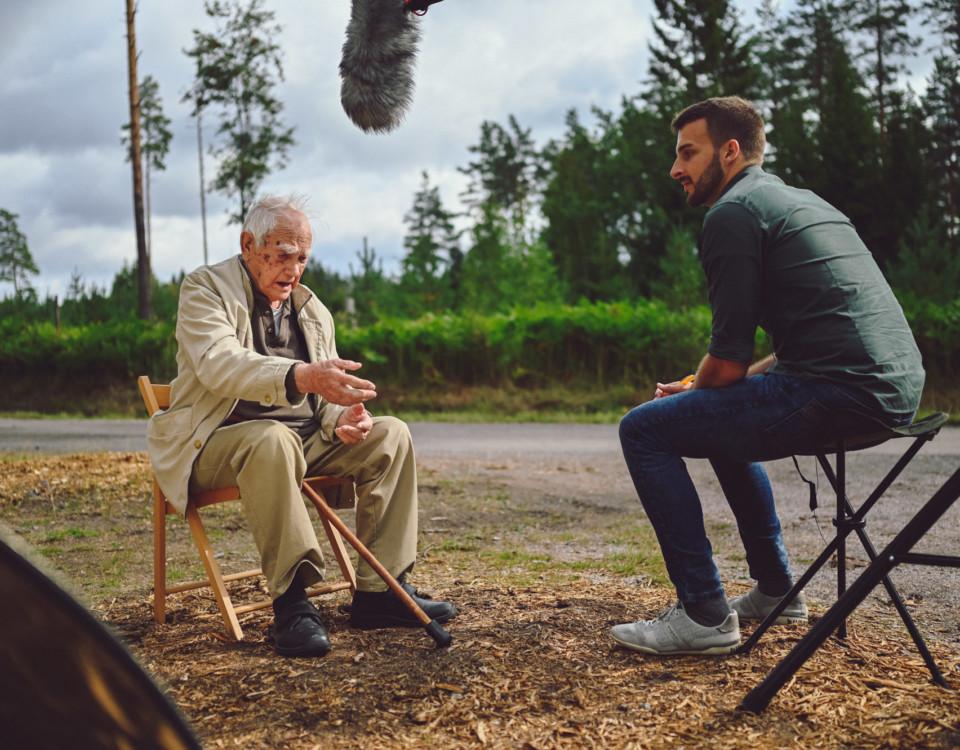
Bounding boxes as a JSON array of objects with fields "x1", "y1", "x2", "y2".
[{"x1": 339, "y1": 0, "x2": 444, "y2": 134}]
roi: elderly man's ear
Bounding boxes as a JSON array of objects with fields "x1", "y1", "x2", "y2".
[{"x1": 240, "y1": 231, "x2": 255, "y2": 256}]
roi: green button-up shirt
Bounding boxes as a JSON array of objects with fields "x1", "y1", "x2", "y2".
[{"x1": 698, "y1": 165, "x2": 924, "y2": 422}]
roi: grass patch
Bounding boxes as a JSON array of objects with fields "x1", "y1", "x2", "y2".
[{"x1": 42, "y1": 527, "x2": 99, "y2": 543}]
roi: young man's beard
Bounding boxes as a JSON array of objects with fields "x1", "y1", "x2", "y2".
[{"x1": 689, "y1": 153, "x2": 724, "y2": 207}]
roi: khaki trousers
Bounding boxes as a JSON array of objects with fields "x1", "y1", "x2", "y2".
[{"x1": 189, "y1": 416, "x2": 418, "y2": 597}]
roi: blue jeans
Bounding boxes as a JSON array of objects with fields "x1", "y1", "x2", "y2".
[{"x1": 619, "y1": 372, "x2": 905, "y2": 604}]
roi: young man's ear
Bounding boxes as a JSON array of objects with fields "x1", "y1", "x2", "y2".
[{"x1": 724, "y1": 139, "x2": 741, "y2": 163}]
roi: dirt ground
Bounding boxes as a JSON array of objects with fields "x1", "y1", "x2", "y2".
[{"x1": 1, "y1": 450, "x2": 959, "y2": 749}]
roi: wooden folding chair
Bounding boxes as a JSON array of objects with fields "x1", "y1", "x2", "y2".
[{"x1": 137, "y1": 376, "x2": 358, "y2": 641}]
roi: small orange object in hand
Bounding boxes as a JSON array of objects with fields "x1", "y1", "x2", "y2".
[{"x1": 680, "y1": 374, "x2": 695, "y2": 386}]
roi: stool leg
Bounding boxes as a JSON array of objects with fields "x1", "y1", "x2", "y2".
[
  {"x1": 836, "y1": 443, "x2": 847, "y2": 639},
  {"x1": 739, "y1": 468, "x2": 960, "y2": 713},
  {"x1": 841, "y1": 497, "x2": 947, "y2": 685}
]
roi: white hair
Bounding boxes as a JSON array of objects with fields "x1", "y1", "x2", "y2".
[{"x1": 242, "y1": 194, "x2": 310, "y2": 246}]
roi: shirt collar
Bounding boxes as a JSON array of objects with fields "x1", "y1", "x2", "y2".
[{"x1": 715, "y1": 163, "x2": 761, "y2": 202}]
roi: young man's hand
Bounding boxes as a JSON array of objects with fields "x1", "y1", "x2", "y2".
[
  {"x1": 653, "y1": 375, "x2": 695, "y2": 399},
  {"x1": 335, "y1": 403, "x2": 373, "y2": 444}
]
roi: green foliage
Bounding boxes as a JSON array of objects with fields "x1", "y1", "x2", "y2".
[
  {"x1": 648, "y1": 226, "x2": 707, "y2": 309},
  {"x1": 0, "y1": 317, "x2": 177, "y2": 380},
  {"x1": 898, "y1": 296, "x2": 960, "y2": 376},
  {"x1": 336, "y1": 299, "x2": 715, "y2": 389},
  {"x1": 348, "y1": 237, "x2": 391, "y2": 326},
  {"x1": 458, "y1": 206, "x2": 566, "y2": 314},
  {"x1": 121, "y1": 75, "x2": 173, "y2": 174},
  {"x1": 888, "y1": 206, "x2": 960, "y2": 305},
  {"x1": 541, "y1": 110, "x2": 631, "y2": 301},
  {"x1": 300, "y1": 259, "x2": 347, "y2": 316},
  {"x1": 184, "y1": 0, "x2": 295, "y2": 223}
]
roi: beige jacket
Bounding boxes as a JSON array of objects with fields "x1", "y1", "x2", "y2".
[{"x1": 147, "y1": 255, "x2": 345, "y2": 515}]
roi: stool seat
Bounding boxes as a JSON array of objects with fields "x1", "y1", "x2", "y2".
[{"x1": 798, "y1": 411, "x2": 949, "y2": 454}]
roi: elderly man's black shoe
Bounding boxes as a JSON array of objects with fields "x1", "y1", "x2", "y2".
[
  {"x1": 349, "y1": 579, "x2": 457, "y2": 629},
  {"x1": 273, "y1": 600, "x2": 332, "y2": 657}
]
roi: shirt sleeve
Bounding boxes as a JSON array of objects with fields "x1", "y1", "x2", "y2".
[{"x1": 699, "y1": 201, "x2": 764, "y2": 364}]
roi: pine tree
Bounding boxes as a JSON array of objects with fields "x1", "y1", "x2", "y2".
[
  {"x1": 541, "y1": 110, "x2": 627, "y2": 301},
  {"x1": 122, "y1": 75, "x2": 172, "y2": 255},
  {"x1": 349, "y1": 238, "x2": 387, "y2": 325},
  {"x1": 760, "y1": 2, "x2": 891, "y2": 262},
  {"x1": 850, "y1": 0, "x2": 919, "y2": 140},
  {"x1": 185, "y1": 0, "x2": 295, "y2": 224},
  {"x1": 400, "y1": 171, "x2": 461, "y2": 313},
  {"x1": 923, "y1": 0, "x2": 960, "y2": 240},
  {"x1": 0, "y1": 210, "x2": 38, "y2": 298},
  {"x1": 646, "y1": 0, "x2": 757, "y2": 118},
  {"x1": 459, "y1": 115, "x2": 545, "y2": 246}
]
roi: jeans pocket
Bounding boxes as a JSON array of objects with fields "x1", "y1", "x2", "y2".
[{"x1": 761, "y1": 398, "x2": 833, "y2": 456}]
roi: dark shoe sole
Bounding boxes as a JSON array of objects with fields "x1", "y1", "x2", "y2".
[
  {"x1": 273, "y1": 641, "x2": 333, "y2": 657},
  {"x1": 275, "y1": 640, "x2": 332, "y2": 657}
]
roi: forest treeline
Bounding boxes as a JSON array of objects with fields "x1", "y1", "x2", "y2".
[{"x1": 1, "y1": 0, "x2": 958, "y2": 413}]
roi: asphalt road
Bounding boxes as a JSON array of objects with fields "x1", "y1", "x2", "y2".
[{"x1": 1, "y1": 417, "x2": 959, "y2": 458}]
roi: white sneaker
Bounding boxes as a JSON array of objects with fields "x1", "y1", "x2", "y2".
[
  {"x1": 610, "y1": 603, "x2": 740, "y2": 655},
  {"x1": 729, "y1": 586, "x2": 808, "y2": 625}
]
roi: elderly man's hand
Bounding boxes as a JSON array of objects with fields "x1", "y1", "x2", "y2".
[
  {"x1": 335, "y1": 403, "x2": 373, "y2": 444},
  {"x1": 293, "y1": 359, "x2": 377, "y2": 406}
]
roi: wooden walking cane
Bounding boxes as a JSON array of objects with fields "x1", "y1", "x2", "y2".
[{"x1": 301, "y1": 481, "x2": 453, "y2": 648}]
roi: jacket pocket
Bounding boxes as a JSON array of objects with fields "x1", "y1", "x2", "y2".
[{"x1": 150, "y1": 408, "x2": 193, "y2": 439}]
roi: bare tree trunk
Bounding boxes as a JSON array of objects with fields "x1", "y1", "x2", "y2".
[
  {"x1": 125, "y1": 0, "x2": 150, "y2": 319},
  {"x1": 145, "y1": 159, "x2": 152, "y2": 257},
  {"x1": 197, "y1": 105, "x2": 209, "y2": 265}
]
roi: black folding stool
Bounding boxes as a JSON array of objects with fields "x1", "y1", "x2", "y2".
[
  {"x1": 740, "y1": 464, "x2": 960, "y2": 712},
  {"x1": 736, "y1": 412, "x2": 951, "y2": 681}
]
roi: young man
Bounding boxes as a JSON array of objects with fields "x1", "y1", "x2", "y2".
[
  {"x1": 147, "y1": 195, "x2": 456, "y2": 657},
  {"x1": 612, "y1": 97, "x2": 924, "y2": 655}
]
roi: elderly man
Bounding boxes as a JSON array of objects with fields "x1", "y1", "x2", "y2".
[
  {"x1": 147, "y1": 195, "x2": 456, "y2": 657},
  {"x1": 611, "y1": 97, "x2": 924, "y2": 656}
]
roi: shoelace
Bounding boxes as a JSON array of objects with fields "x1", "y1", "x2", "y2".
[{"x1": 640, "y1": 603, "x2": 681, "y2": 625}]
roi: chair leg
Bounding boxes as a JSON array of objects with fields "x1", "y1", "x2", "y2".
[
  {"x1": 319, "y1": 513, "x2": 358, "y2": 594},
  {"x1": 185, "y1": 505, "x2": 244, "y2": 641},
  {"x1": 153, "y1": 482, "x2": 167, "y2": 625}
]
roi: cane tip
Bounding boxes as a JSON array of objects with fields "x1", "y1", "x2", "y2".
[{"x1": 425, "y1": 619, "x2": 453, "y2": 648}]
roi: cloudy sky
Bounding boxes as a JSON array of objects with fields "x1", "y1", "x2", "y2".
[{"x1": 0, "y1": 0, "x2": 933, "y2": 299}]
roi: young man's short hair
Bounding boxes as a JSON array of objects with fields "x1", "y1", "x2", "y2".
[{"x1": 671, "y1": 96, "x2": 766, "y2": 163}]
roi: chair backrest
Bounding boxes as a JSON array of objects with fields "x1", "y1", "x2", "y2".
[{"x1": 137, "y1": 376, "x2": 170, "y2": 417}]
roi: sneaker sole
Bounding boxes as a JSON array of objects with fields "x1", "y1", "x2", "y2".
[
  {"x1": 737, "y1": 613, "x2": 808, "y2": 626},
  {"x1": 611, "y1": 633, "x2": 739, "y2": 656}
]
